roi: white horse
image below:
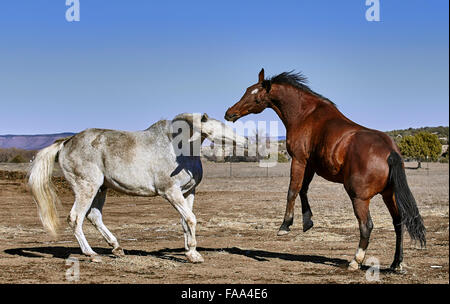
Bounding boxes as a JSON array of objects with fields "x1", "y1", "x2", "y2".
[{"x1": 28, "y1": 113, "x2": 246, "y2": 263}]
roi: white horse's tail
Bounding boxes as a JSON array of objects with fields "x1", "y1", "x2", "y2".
[{"x1": 28, "y1": 139, "x2": 67, "y2": 236}]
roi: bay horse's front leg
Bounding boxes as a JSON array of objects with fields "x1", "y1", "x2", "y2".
[
  {"x1": 299, "y1": 166, "x2": 315, "y2": 232},
  {"x1": 277, "y1": 158, "x2": 305, "y2": 236}
]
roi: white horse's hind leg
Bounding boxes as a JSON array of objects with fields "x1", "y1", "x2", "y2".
[
  {"x1": 164, "y1": 187, "x2": 203, "y2": 263},
  {"x1": 181, "y1": 190, "x2": 195, "y2": 251},
  {"x1": 67, "y1": 177, "x2": 103, "y2": 262},
  {"x1": 87, "y1": 187, "x2": 124, "y2": 257}
]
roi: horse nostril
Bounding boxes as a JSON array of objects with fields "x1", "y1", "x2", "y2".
[{"x1": 225, "y1": 112, "x2": 236, "y2": 121}]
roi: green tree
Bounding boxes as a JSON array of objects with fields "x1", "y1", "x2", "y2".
[
  {"x1": 399, "y1": 131, "x2": 442, "y2": 168},
  {"x1": 398, "y1": 135, "x2": 418, "y2": 160}
]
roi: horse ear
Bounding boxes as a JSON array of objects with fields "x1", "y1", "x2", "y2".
[
  {"x1": 262, "y1": 80, "x2": 271, "y2": 92},
  {"x1": 201, "y1": 113, "x2": 209, "y2": 122},
  {"x1": 258, "y1": 68, "x2": 265, "y2": 83}
]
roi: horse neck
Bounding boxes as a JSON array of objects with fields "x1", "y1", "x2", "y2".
[{"x1": 268, "y1": 84, "x2": 321, "y2": 128}]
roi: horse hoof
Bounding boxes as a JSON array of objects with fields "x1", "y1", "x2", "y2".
[
  {"x1": 390, "y1": 263, "x2": 406, "y2": 274},
  {"x1": 277, "y1": 229, "x2": 290, "y2": 236},
  {"x1": 90, "y1": 255, "x2": 102, "y2": 263},
  {"x1": 347, "y1": 260, "x2": 360, "y2": 271},
  {"x1": 112, "y1": 247, "x2": 125, "y2": 257},
  {"x1": 303, "y1": 220, "x2": 314, "y2": 232},
  {"x1": 186, "y1": 251, "x2": 204, "y2": 263}
]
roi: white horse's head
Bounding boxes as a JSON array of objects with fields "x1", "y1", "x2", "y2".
[
  {"x1": 172, "y1": 113, "x2": 247, "y2": 147},
  {"x1": 198, "y1": 113, "x2": 247, "y2": 147}
]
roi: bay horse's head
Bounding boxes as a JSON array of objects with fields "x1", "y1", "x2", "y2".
[{"x1": 224, "y1": 68, "x2": 271, "y2": 122}]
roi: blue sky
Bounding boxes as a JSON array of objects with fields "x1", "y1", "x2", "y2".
[{"x1": 0, "y1": 0, "x2": 448, "y2": 135}]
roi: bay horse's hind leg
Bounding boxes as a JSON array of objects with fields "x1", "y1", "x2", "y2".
[
  {"x1": 382, "y1": 190, "x2": 404, "y2": 272},
  {"x1": 348, "y1": 198, "x2": 373, "y2": 271},
  {"x1": 87, "y1": 187, "x2": 124, "y2": 257}
]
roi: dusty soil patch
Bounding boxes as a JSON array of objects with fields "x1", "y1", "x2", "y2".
[{"x1": 0, "y1": 162, "x2": 448, "y2": 283}]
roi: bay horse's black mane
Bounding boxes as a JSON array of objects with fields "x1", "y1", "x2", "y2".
[{"x1": 263, "y1": 71, "x2": 336, "y2": 107}]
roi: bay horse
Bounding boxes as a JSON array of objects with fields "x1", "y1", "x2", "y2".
[
  {"x1": 28, "y1": 113, "x2": 246, "y2": 263},
  {"x1": 225, "y1": 69, "x2": 426, "y2": 271}
]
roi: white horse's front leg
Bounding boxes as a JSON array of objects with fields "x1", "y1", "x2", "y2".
[
  {"x1": 164, "y1": 187, "x2": 203, "y2": 263},
  {"x1": 181, "y1": 190, "x2": 195, "y2": 251}
]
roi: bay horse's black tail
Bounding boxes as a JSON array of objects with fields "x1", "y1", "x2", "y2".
[{"x1": 387, "y1": 151, "x2": 426, "y2": 247}]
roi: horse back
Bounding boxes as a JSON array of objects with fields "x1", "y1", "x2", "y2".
[
  {"x1": 57, "y1": 126, "x2": 201, "y2": 196},
  {"x1": 309, "y1": 114, "x2": 398, "y2": 184}
]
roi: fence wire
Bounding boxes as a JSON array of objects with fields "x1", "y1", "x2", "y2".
[{"x1": 202, "y1": 161, "x2": 291, "y2": 178}]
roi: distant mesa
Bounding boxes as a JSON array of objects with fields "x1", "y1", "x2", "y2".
[{"x1": 0, "y1": 133, "x2": 76, "y2": 150}]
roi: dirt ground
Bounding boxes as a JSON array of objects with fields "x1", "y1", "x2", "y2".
[{"x1": 0, "y1": 161, "x2": 448, "y2": 284}]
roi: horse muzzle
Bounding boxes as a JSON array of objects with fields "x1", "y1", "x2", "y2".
[{"x1": 224, "y1": 111, "x2": 240, "y2": 122}]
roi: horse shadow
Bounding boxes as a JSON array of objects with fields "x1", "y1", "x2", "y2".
[
  {"x1": 3, "y1": 246, "x2": 397, "y2": 273},
  {"x1": 3, "y1": 246, "x2": 188, "y2": 263}
]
